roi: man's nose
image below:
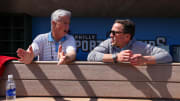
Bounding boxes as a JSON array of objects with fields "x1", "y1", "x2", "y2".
[{"x1": 110, "y1": 33, "x2": 114, "y2": 38}]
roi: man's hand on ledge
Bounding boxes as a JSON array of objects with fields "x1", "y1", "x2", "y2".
[
  {"x1": 130, "y1": 54, "x2": 156, "y2": 66},
  {"x1": 103, "y1": 50, "x2": 156, "y2": 66},
  {"x1": 16, "y1": 45, "x2": 34, "y2": 64}
]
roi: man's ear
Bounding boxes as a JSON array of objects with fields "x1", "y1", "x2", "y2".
[
  {"x1": 51, "y1": 21, "x2": 56, "y2": 27},
  {"x1": 125, "y1": 34, "x2": 131, "y2": 40}
]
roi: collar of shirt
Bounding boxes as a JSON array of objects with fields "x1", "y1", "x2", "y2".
[
  {"x1": 122, "y1": 38, "x2": 136, "y2": 50},
  {"x1": 48, "y1": 32, "x2": 67, "y2": 52},
  {"x1": 113, "y1": 38, "x2": 136, "y2": 51}
]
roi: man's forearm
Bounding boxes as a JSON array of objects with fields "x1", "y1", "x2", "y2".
[
  {"x1": 103, "y1": 54, "x2": 114, "y2": 62},
  {"x1": 65, "y1": 54, "x2": 76, "y2": 64},
  {"x1": 143, "y1": 56, "x2": 156, "y2": 64}
]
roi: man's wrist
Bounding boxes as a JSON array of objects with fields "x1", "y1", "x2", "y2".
[{"x1": 112, "y1": 53, "x2": 118, "y2": 63}]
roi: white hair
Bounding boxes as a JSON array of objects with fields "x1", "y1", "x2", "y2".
[{"x1": 51, "y1": 9, "x2": 71, "y2": 22}]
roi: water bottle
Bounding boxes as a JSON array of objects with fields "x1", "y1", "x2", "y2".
[{"x1": 6, "y1": 74, "x2": 16, "y2": 101}]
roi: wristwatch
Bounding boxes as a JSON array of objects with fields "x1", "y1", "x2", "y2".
[{"x1": 112, "y1": 53, "x2": 118, "y2": 63}]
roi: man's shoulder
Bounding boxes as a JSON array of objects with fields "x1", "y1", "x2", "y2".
[
  {"x1": 65, "y1": 34, "x2": 76, "y2": 42},
  {"x1": 131, "y1": 38, "x2": 146, "y2": 46},
  {"x1": 36, "y1": 33, "x2": 49, "y2": 38},
  {"x1": 101, "y1": 38, "x2": 111, "y2": 44},
  {"x1": 65, "y1": 34, "x2": 74, "y2": 39},
  {"x1": 33, "y1": 33, "x2": 49, "y2": 42},
  {"x1": 98, "y1": 38, "x2": 111, "y2": 47},
  {"x1": 131, "y1": 39, "x2": 152, "y2": 50},
  {"x1": 36, "y1": 33, "x2": 48, "y2": 39}
]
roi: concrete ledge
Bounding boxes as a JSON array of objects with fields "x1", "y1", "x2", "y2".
[
  {"x1": 0, "y1": 61, "x2": 179, "y2": 99},
  {"x1": 0, "y1": 97, "x2": 179, "y2": 101}
]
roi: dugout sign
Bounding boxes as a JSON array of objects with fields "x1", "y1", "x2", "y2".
[{"x1": 73, "y1": 34, "x2": 102, "y2": 52}]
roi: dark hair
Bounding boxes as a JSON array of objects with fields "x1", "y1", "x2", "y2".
[{"x1": 114, "y1": 19, "x2": 135, "y2": 39}]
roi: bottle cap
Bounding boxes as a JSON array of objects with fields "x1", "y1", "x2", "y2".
[{"x1": 8, "y1": 74, "x2": 13, "y2": 79}]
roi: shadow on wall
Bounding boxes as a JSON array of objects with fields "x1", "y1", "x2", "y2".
[{"x1": 110, "y1": 63, "x2": 172, "y2": 99}]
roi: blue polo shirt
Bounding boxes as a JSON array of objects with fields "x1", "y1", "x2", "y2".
[
  {"x1": 31, "y1": 32, "x2": 76, "y2": 61},
  {"x1": 48, "y1": 32, "x2": 66, "y2": 52}
]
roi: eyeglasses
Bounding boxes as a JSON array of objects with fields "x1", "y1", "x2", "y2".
[
  {"x1": 109, "y1": 30, "x2": 123, "y2": 35},
  {"x1": 57, "y1": 19, "x2": 70, "y2": 25}
]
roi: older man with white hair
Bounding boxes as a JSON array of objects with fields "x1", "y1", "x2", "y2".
[{"x1": 16, "y1": 9, "x2": 76, "y2": 65}]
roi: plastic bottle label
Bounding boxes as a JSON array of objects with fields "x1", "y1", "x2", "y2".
[{"x1": 6, "y1": 88, "x2": 16, "y2": 96}]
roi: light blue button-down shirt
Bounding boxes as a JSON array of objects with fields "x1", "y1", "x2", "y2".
[{"x1": 87, "y1": 38, "x2": 172, "y2": 63}]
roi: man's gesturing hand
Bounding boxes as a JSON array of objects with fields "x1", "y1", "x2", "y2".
[
  {"x1": 57, "y1": 45, "x2": 66, "y2": 65},
  {"x1": 16, "y1": 45, "x2": 34, "y2": 64}
]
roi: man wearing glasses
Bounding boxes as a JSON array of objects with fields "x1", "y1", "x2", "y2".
[
  {"x1": 87, "y1": 19, "x2": 172, "y2": 65},
  {"x1": 16, "y1": 9, "x2": 76, "y2": 65}
]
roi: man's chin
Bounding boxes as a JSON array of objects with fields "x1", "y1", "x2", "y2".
[{"x1": 111, "y1": 42, "x2": 116, "y2": 46}]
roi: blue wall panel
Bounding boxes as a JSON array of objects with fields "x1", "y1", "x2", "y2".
[{"x1": 32, "y1": 17, "x2": 180, "y2": 61}]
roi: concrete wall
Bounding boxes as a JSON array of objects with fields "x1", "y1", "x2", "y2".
[{"x1": 0, "y1": 0, "x2": 179, "y2": 17}]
